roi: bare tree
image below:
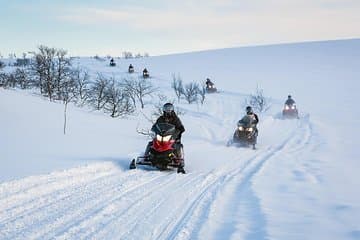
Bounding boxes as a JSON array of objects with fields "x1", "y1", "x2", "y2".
[
  {"x1": 31, "y1": 45, "x2": 72, "y2": 101},
  {"x1": 33, "y1": 45, "x2": 56, "y2": 100},
  {"x1": 0, "y1": 72, "x2": 14, "y2": 88},
  {"x1": 14, "y1": 68, "x2": 30, "y2": 89},
  {"x1": 104, "y1": 77, "x2": 135, "y2": 117},
  {"x1": 123, "y1": 77, "x2": 156, "y2": 109},
  {"x1": 171, "y1": 73, "x2": 184, "y2": 102},
  {"x1": 244, "y1": 85, "x2": 271, "y2": 113},
  {"x1": 55, "y1": 49, "x2": 72, "y2": 100},
  {"x1": 122, "y1": 51, "x2": 133, "y2": 59},
  {"x1": 61, "y1": 76, "x2": 77, "y2": 134},
  {"x1": 183, "y1": 82, "x2": 200, "y2": 104},
  {"x1": 89, "y1": 73, "x2": 109, "y2": 110},
  {"x1": 0, "y1": 73, "x2": 6, "y2": 87},
  {"x1": 72, "y1": 68, "x2": 90, "y2": 106}
]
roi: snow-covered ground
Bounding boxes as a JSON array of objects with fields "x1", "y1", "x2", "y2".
[{"x1": 1, "y1": 39, "x2": 359, "y2": 240}]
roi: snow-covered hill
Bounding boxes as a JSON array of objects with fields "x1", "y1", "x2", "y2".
[{"x1": 1, "y1": 39, "x2": 359, "y2": 240}]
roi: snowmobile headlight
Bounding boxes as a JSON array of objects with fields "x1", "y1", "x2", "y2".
[
  {"x1": 247, "y1": 127, "x2": 253, "y2": 132},
  {"x1": 238, "y1": 126, "x2": 244, "y2": 131},
  {"x1": 156, "y1": 134, "x2": 162, "y2": 142},
  {"x1": 291, "y1": 105, "x2": 296, "y2": 109},
  {"x1": 162, "y1": 135, "x2": 172, "y2": 142},
  {"x1": 285, "y1": 105, "x2": 290, "y2": 110}
]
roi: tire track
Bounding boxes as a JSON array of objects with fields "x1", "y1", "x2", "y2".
[
  {"x1": 0, "y1": 163, "x2": 114, "y2": 201},
  {"x1": 34, "y1": 171, "x2": 177, "y2": 240},
  {"x1": 0, "y1": 167, "x2": 121, "y2": 226},
  {"x1": 1, "y1": 170, "x2": 164, "y2": 239},
  {"x1": 161, "y1": 119, "x2": 313, "y2": 240},
  {"x1": 88, "y1": 173, "x2": 206, "y2": 240}
]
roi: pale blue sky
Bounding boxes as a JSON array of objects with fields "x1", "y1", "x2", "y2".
[{"x1": 1, "y1": 0, "x2": 360, "y2": 57}]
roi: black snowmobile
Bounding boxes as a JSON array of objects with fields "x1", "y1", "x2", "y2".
[
  {"x1": 206, "y1": 82, "x2": 217, "y2": 93},
  {"x1": 231, "y1": 115, "x2": 258, "y2": 149},
  {"x1": 128, "y1": 65, "x2": 134, "y2": 73},
  {"x1": 109, "y1": 58, "x2": 116, "y2": 67},
  {"x1": 130, "y1": 123, "x2": 185, "y2": 174},
  {"x1": 143, "y1": 68, "x2": 150, "y2": 78}
]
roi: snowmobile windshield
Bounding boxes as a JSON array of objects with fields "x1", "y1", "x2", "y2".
[
  {"x1": 151, "y1": 123, "x2": 176, "y2": 136},
  {"x1": 238, "y1": 115, "x2": 254, "y2": 128}
]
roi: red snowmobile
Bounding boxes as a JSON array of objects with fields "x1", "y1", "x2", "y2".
[
  {"x1": 282, "y1": 103, "x2": 299, "y2": 119},
  {"x1": 130, "y1": 123, "x2": 185, "y2": 174}
]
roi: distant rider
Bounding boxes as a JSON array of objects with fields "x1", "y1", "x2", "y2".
[
  {"x1": 285, "y1": 95, "x2": 295, "y2": 106},
  {"x1": 205, "y1": 78, "x2": 213, "y2": 87},
  {"x1": 128, "y1": 64, "x2": 134, "y2": 71}
]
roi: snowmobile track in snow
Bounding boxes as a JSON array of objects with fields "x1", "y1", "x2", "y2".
[{"x1": 0, "y1": 114, "x2": 314, "y2": 240}]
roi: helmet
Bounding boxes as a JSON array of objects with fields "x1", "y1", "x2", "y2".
[
  {"x1": 246, "y1": 106, "x2": 253, "y2": 114},
  {"x1": 288, "y1": 95, "x2": 291, "y2": 99},
  {"x1": 163, "y1": 102, "x2": 174, "y2": 114}
]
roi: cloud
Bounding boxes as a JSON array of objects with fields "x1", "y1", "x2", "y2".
[{"x1": 56, "y1": 1, "x2": 360, "y2": 53}]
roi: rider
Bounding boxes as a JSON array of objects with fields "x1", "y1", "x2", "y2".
[
  {"x1": 285, "y1": 95, "x2": 295, "y2": 106},
  {"x1": 246, "y1": 106, "x2": 259, "y2": 125},
  {"x1": 154, "y1": 103, "x2": 185, "y2": 141},
  {"x1": 128, "y1": 64, "x2": 134, "y2": 71},
  {"x1": 205, "y1": 78, "x2": 213, "y2": 87},
  {"x1": 245, "y1": 106, "x2": 259, "y2": 139},
  {"x1": 145, "y1": 103, "x2": 185, "y2": 156}
]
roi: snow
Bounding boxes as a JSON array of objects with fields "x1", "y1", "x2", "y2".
[{"x1": 1, "y1": 39, "x2": 359, "y2": 239}]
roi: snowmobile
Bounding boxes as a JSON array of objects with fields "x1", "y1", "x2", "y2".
[
  {"x1": 143, "y1": 69, "x2": 150, "y2": 78},
  {"x1": 109, "y1": 59, "x2": 116, "y2": 67},
  {"x1": 128, "y1": 65, "x2": 134, "y2": 73},
  {"x1": 282, "y1": 103, "x2": 299, "y2": 119},
  {"x1": 130, "y1": 123, "x2": 186, "y2": 174},
  {"x1": 206, "y1": 83, "x2": 217, "y2": 93},
  {"x1": 231, "y1": 115, "x2": 258, "y2": 149}
]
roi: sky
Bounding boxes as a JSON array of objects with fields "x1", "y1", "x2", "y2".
[{"x1": 0, "y1": 0, "x2": 360, "y2": 57}]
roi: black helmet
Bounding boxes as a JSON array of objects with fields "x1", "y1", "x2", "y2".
[
  {"x1": 288, "y1": 95, "x2": 291, "y2": 99},
  {"x1": 246, "y1": 106, "x2": 253, "y2": 114},
  {"x1": 163, "y1": 102, "x2": 174, "y2": 114}
]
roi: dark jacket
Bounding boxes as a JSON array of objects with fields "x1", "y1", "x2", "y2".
[
  {"x1": 285, "y1": 98, "x2": 295, "y2": 105},
  {"x1": 248, "y1": 113, "x2": 259, "y2": 125},
  {"x1": 154, "y1": 112, "x2": 185, "y2": 139},
  {"x1": 206, "y1": 79, "x2": 213, "y2": 86}
]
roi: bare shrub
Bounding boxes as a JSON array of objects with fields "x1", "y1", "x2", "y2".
[
  {"x1": 72, "y1": 68, "x2": 91, "y2": 106},
  {"x1": 171, "y1": 73, "x2": 184, "y2": 102},
  {"x1": 183, "y1": 82, "x2": 200, "y2": 104},
  {"x1": 244, "y1": 86, "x2": 271, "y2": 113},
  {"x1": 89, "y1": 73, "x2": 110, "y2": 110},
  {"x1": 104, "y1": 77, "x2": 135, "y2": 117},
  {"x1": 123, "y1": 77, "x2": 156, "y2": 109},
  {"x1": 31, "y1": 45, "x2": 72, "y2": 101}
]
